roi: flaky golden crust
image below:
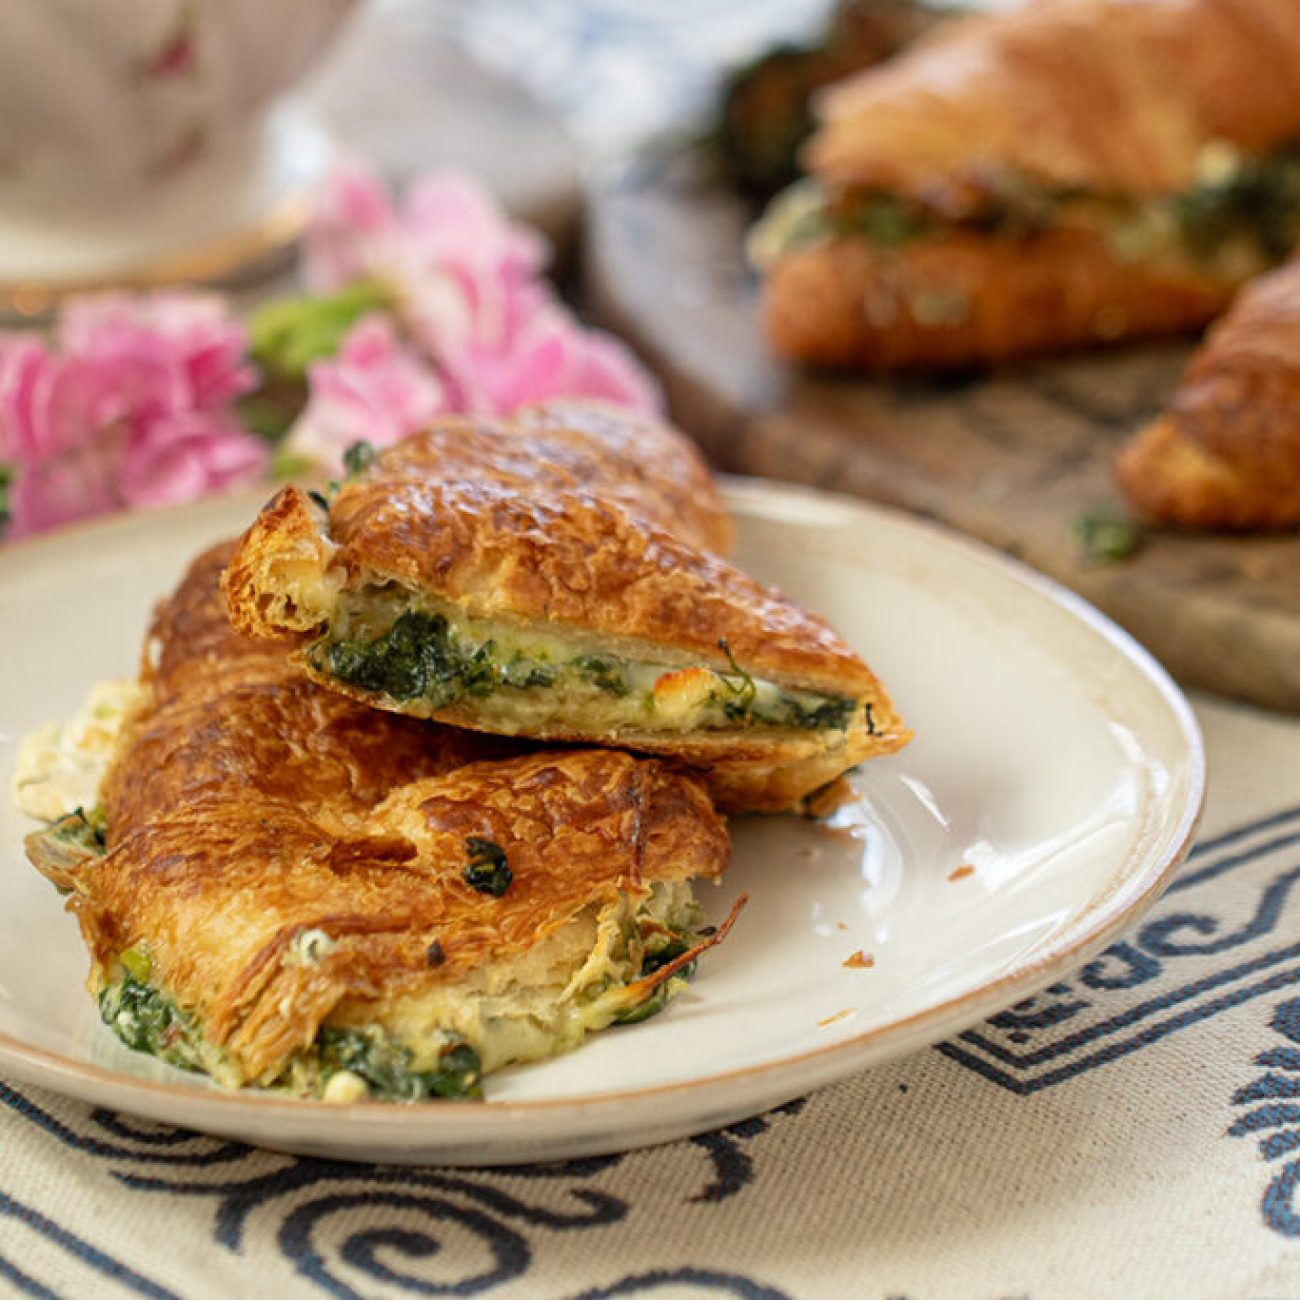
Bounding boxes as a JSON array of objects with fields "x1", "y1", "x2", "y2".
[
  {"x1": 37, "y1": 545, "x2": 729, "y2": 1084},
  {"x1": 222, "y1": 402, "x2": 910, "y2": 810},
  {"x1": 1116, "y1": 259, "x2": 1300, "y2": 529},
  {"x1": 363, "y1": 400, "x2": 731, "y2": 560},
  {"x1": 219, "y1": 485, "x2": 341, "y2": 638},
  {"x1": 763, "y1": 224, "x2": 1239, "y2": 370},
  {"x1": 509, "y1": 400, "x2": 733, "y2": 555},
  {"x1": 808, "y1": 0, "x2": 1300, "y2": 202}
]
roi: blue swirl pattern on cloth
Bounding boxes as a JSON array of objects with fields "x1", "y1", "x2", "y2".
[
  {"x1": 1231, "y1": 996, "x2": 1300, "y2": 1238},
  {"x1": 0, "y1": 1078, "x2": 803, "y2": 1297},
  {"x1": 940, "y1": 805, "x2": 1300, "y2": 1095}
]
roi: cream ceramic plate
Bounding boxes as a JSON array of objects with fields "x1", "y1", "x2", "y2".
[{"x1": 0, "y1": 481, "x2": 1204, "y2": 1165}]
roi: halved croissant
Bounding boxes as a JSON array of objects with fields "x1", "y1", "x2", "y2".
[{"x1": 223, "y1": 400, "x2": 910, "y2": 813}]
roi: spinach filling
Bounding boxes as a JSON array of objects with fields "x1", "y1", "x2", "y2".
[
  {"x1": 463, "y1": 836, "x2": 513, "y2": 897},
  {"x1": 614, "y1": 937, "x2": 697, "y2": 1025},
  {"x1": 53, "y1": 804, "x2": 108, "y2": 854},
  {"x1": 99, "y1": 971, "x2": 484, "y2": 1100},
  {"x1": 99, "y1": 974, "x2": 208, "y2": 1075},
  {"x1": 756, "y1": 146, "x2": 1300, "y2": 266},
  {"x1": 316, "y1": 610, "x2": 503, "y2": 705},
  {"x1": 312, "y1": 1027, "x2": 482, "y2": 1101},
  {"x1": 1172, "y1": 149, "x2": 1300, "y2": 262},
  {"x1": 312, "y1": 603, "x2": 857, "y2": 734}
]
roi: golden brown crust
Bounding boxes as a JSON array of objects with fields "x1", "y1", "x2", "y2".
[
  {"x1": 808, "y1": 0, "x2": 1300, "y2": 202},
  {"x1": 1115, "y1": 259, "x2": 1300, "y2": 529},
  {"x1": 221, "y1": 486, "x2": 339, "y2": 640},
  {"x1": 222, "y1": 402, "x2": 910, "y2": 809},
  {"x1": 762, "y1": 218, "x2": 1241, "y2": 371},
  {"x1": 509, "y1": 400, "x2": 733, "y2": 555},
  {"x1": 39, "y1": 545, "x2": 729, "y2": 1084}
]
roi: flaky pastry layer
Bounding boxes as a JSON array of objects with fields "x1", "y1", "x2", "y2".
[{"x1": 27, "y1": 545, "x2": 729, "y2": 1091}]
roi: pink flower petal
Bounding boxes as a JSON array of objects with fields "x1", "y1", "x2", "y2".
[
  {"x1": 432, "y1": 305, "x2": 662, "y2": 419},
  {"x1": 57, "y1": 292, "x2": 254, "y2": 412},
  {"x1": 2, "y1": 290, "x2": 263, "y2": 538},
  {"x1": 304, "y1": 160, "x2": 401, "y2": 292},
  {"x1": 5, "y1": 429, "x2": 124, "y2": 538},
  {"x1": 559, "y1": 326, "x2": 662, "y2": 415},
  {"x1": 284, "y1": 314, "x2": 447, "y2": 472},
  {"x1": 402, "y1": 173, "x2": 548, "y2": 279},
  {"x1": 120, "y1": 411, "x2": 269, "y2": 509}
]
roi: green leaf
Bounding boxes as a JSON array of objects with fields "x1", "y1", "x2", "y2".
[
  {"x1": 1075, "y1": 507, "x2": 1143, "y2": 566},
  {"x1": 271, "y1": 449, "x2": 315, "y2": 480},
  {"x1": 248, "y1": 280, "x2": 393, "y2": 382},
  {"x1": 342, "y1": 440, "x2": 378, "y2": 479},
  {"x1": 716, "y1": 637, "x2": 757, "y2": 722}
]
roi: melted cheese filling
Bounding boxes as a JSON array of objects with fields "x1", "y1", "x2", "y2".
[
  {"x1": 312, "y1": 587, "x2": 857, "y2": 737},
  {"x1": 299, "y1": 878, "x2": 704, "y2": 1095},
  {"x1": 12, "y1": 679, "x2": 143, "y2": 822},
  {"x1": 750, "y1": 144, "x2": 1300, "y2": 282}
]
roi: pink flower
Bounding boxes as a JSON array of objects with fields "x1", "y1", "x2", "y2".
[
  {"x1": 283, "y1": 314, "x2": 447, "y2": 470},
  {"x1": 0, "y1": 336, "x2": 111, "y2": 463},
  {"x1": 59, "y1": 292, "x2": 255, "y2": 411},
  {"x1": 0, "y1": 293, "x2": 267, "y2": 539},
  {"x1": 439, "y1": 305, "x2": 662, "y2": 418},
  {"x1": 303, "y1": 162, "x2": 399, "y2": 292},
  {"x1": 120, "y1": 410, "x2": 269, "y2": 509},
  {"x1": 305, "y1": 163, "x2": 547, "y2": 318},
  {"x1": 302, "y1": 162, "x2": 662, "y2": 422}
]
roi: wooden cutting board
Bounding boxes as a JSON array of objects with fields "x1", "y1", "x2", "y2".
[{"x1": 586, "y1": 151, "x2": 1300, "y2": 714}]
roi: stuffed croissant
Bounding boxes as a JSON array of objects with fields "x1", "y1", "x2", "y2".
[
  {"x1": 752, "y1": 0, "x2": 1300, "y2": 370},
  {"x1": 222, "y1": 401, "x2": 909, "y2": 813},
  {"x1": 1116, "y1": 257, "x2": 1300, "y2": 530},
  {"x1": 20, "y1": 544, "x2": 733, "y2": 1100}
]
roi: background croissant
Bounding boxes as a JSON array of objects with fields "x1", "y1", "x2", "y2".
[
  {"x1": 757, "y1": 0, "x2": 1300, "y2": 371},
  {"x1": 1115, "y1": 257, "x2": 1300, "y2": 530}
]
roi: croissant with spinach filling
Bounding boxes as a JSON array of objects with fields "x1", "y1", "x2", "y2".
[
  {"x1": 752, "y1": 0, "x2": 1300, "y2": 370},
  {"x1": 222, "y1": 400, "x2": 910, "y2": 813},
  {"x1": 21, "y1": 544, "x2": 733, "y2": 1101}
]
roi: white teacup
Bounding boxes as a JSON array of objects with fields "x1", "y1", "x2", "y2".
[{"x1": 0, "y1": 0, "x2": 357, "y2": 304}]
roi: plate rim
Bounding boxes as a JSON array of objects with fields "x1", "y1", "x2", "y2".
[{"x1": 0, "y1": 480, "x2": 1207, "y2": 1141}]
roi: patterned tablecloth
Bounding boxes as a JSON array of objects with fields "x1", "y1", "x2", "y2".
[{"x1": 4, "y1": 4, "x2": 1300, "y2": 1298}]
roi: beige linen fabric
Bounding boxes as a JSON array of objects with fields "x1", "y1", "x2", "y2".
[{"x1": 1, "y1": 693, "x2": 1298, "y2": 1299}]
